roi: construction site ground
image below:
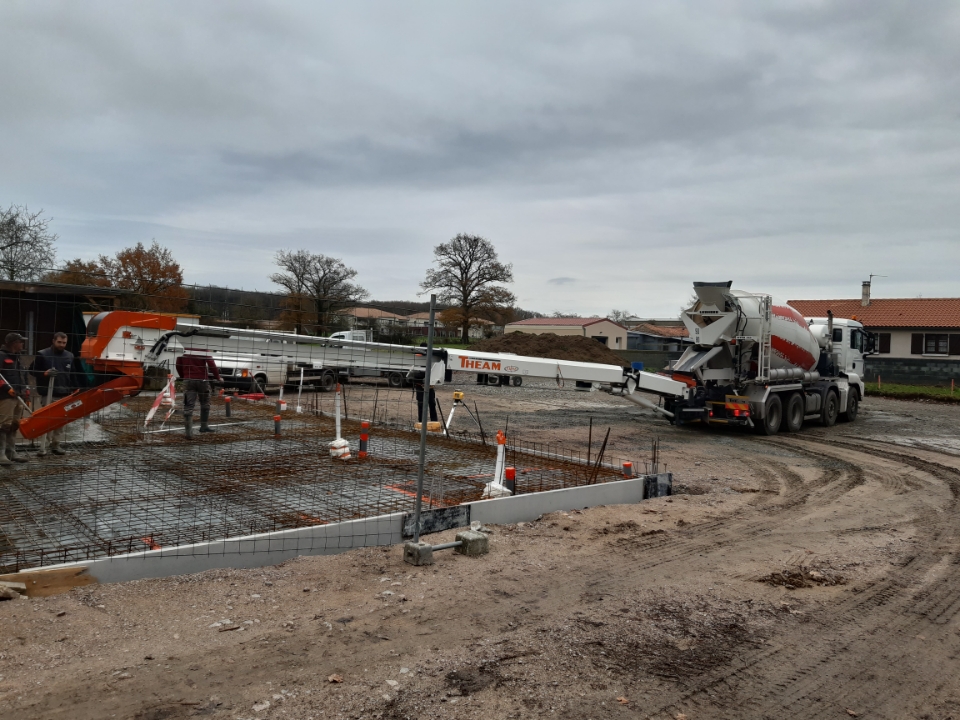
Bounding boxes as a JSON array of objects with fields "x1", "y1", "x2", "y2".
[{"x1": 3, "y1": 382, "x2": 960, "y2": 720}]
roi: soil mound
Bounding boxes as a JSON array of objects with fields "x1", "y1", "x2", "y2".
[{"x1": 469, "y1": 332, "x2": 630, "y2": 367}]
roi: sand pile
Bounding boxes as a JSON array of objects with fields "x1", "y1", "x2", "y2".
[{"x1": 469, "y1": 332, "x2": 630, "y2": 367}]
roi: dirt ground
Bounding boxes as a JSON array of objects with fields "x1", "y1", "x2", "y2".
[{"x1": 3, "y1": 384, "x2": 960, "y2": 720}]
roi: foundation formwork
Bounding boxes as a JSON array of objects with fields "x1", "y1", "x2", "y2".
[{"x1": 1, "y1": 389, "x2": 630, "y2": 573}]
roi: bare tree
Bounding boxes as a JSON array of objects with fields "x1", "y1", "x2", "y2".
[
  {"x1": 607, "y1": 309, "x2": 634, "y2": 324},
  {"x1": 420, "y1": 234, "x2": 515, "y2": 343},
  {"x1": 270, "y1": 250, "x2": 368, "y2": 335},
  {"x1": 270, "y1": 250, "x2": 314, "y2": 334},
  {"x1": 0, "y1": 204, "x2": 58, "y2": 281}
]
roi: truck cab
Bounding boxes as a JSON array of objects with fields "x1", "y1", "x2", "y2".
[{"x1": 806, "y1": 318, "x2": 872, "y2": 379}]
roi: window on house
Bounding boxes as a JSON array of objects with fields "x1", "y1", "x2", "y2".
[
  {"x1": 951, "y1": 335, "x2": 960, "y2": 356},
  {"x1": 925, "y1": 334, "x2": 949, "y2": 355},
  {"x1": 878, "y1": 333, "x2": 891, "y2": 354}
]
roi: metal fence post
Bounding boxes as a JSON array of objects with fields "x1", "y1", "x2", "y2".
[{"x1": 412, "y1": 294, "x2": 436, "y2": 544}]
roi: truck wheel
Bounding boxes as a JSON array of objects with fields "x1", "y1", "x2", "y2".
[
  {"x1": 840, "y1": 390, "x2": 859, "y2": 422},
  {"x1": 784, "y1": 393, "x2": 804, "y2": 433},
  {"x1": 254, "y1": 374, "x2": 268, "y2": 392},
  {"x1": 511, "y1": 376, "x2": 522, "y2": 387},
  {"x1": 821, "y1": 389, "x2": 840, "y2": 427},
  {"x1": 319, "y1": 371, "x2": 336, "y2": 392},
  {"x1": 387, "y1": 372, "x2": 404, "y2": 389},
  {"x1": 756, "y1": 394, "x2": 782, "y2": 435},
  {"x1": 487, "y1": 375, "x2": 500, "y2": 386}
]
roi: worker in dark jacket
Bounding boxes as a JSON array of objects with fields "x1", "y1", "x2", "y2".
[
  {"x1": 175, "y1": 353, "x2": 222, "y2": 438},
  {"x1": 0, "y1": 332, "x2": 30, "y2": 465},
  {"x1": 412, "y1": 374, "x2": 438, "y2": 424},
  {"x1": 31, "y1": 332, "x2": 75, "y2": 456}
]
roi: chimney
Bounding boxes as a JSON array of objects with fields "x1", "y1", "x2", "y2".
[{"x1": 861, "y1": 280, "x2": 871, "y2": 307}]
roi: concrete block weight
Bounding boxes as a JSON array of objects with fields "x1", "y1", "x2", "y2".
[
  {"x1": 454, "y1": 530, "x2": 489, "y2": 557},
  {"x1": 403, "y1": 541, "x2": 434, "y2": 566}
]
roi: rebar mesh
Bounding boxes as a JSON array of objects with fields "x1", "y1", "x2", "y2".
[{"x1": 0, "y1": 388, "x2": 632, "y2": 572}]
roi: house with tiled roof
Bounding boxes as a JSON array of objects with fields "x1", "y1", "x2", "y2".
[
  {"x1": 627, "y1": 322, "x2": 692, "y2": 352},
  {"x1": 505, "y1": 317, "x2": 627, "y2": 349},
  {"x1": 789, "y1": 281, "x2": 960, "y2": 384}
]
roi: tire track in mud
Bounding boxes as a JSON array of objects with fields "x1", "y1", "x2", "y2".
[
  {"x1": 556, "y1": 442, "x2": 900, "y2": 718},
  {"x1": 658, "y1": 434, "x2": 960, "y2": 720},
  {"x1": 538, "y1": 433, "x2": 956, "y2": 720},
  {"x1": 529, "y1": 432, "x2": 960, "y2": 719},
  {"x1": 728, "y1": 438, "x2": 959, "y2": 718}
]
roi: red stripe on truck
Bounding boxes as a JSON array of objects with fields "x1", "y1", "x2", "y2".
[
  {"x1": 772, "y1": 305, "x2": 808, "y2": 329},
  {"x1": 771, "y1": 335, "x2": 817, "y2": 371}
]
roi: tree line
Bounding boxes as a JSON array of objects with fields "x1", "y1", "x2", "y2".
[{"x1": 3, "y1": 204, "x2": 531, "y2": 343}]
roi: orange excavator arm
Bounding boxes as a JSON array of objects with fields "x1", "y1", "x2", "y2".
[{"x1": 18, "y1": 311, "x2": 177, "y2": 441}]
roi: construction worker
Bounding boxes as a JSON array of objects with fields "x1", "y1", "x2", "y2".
[
  {"x1": 0, "y1": 332, "x2": 30, "y2": 465},
  {"x1": 412, "y1": 373, "x2": 438, "y2": 424},
  {"x1": 175, "y1": 352, "x2": 221, "y2": 438},
  {"x1": 31, "y1": 331, "x2": 75, "y2": 456},
  {"x1": 410, "y1": 343, "x2": 439, "y2": 424}
]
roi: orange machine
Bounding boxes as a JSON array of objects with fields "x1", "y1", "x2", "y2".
[{"x1": 18, "y1": 312, "x2": 177, "y2": 440}]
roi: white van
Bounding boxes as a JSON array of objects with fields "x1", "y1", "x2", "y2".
[{"x1": 328, "y1": 329, "x2": 372, "y2": 343}]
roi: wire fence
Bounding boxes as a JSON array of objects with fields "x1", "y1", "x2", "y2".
[
  {"x1": 0, "y1": 381, "x2": 644, "y2": 573},
  {"x1": 0, "y1": 283, "x2": 645, "y2": 574}
]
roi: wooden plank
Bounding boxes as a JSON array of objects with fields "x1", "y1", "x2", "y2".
[{"x1": 0, "y1": 567, "x2": 97, "y2": 597}]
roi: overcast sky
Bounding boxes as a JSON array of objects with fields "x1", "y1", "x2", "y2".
[{"x1": 2, "y1": 1, "x2": 958, "y2": 316}]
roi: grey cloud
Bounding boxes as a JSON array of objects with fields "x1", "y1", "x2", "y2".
[{"x1": 1, "y1": 1, "x2": 959, "y2": 317}]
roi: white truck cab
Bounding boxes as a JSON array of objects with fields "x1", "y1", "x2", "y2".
[
  {"x1": 328, "y1": 330, "x2": 372, "y2": 343},
  {"x1": 806, "y1": 317, "x2": 871, "y2": 378}
]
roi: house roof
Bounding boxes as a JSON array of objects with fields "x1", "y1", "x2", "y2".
[
  {"x1": 340, "y1": 307, "x2": 406, "y2": 320},
  {"x1": 629, "y1": 323, "x2": 690, "y2": 339},
  {"x1": 406, "y1": 311, "x2": 494, "y2": 325},
  {"x1": 787, "y1": 298, "x2": 960, "y2": 329},
  {"x1": 506, "y1": 317, "x2": 626, "y2": 330}
]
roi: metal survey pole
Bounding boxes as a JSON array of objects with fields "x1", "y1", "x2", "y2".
[{"x1": 412, "y1": 294, "x2": 436, "y2": 544}]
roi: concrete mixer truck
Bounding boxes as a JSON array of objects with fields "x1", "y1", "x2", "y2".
[{"x1": 622, "y1": 281, "x2": 874, "y2": 435}]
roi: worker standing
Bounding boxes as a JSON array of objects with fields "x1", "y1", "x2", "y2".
[
  {"x1": 410, "y1": 343, "x2": 439, "y2": 425},
  {"x1": 175, "y1": 352, "x2": 221, "y2": 438},
  {"x1": 413, "y1": 373, "x2": 438, "y2": 424},
  {"x1": 31, "y1": 331, "x2": 75, "y2": 456},
  {"x1": 0, "y1": 333, "x2": 30, "y2": 465}
]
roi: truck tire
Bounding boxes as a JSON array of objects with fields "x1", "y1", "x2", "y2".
[
  {"x1": 319, "y1": 371, "x2": 336, "y2": 393},
  {"x1": 254, "y1": 374, "x2": 268, "y2": 392},
  {"x1": 511, "y1": 376, "x2": 522, "y2": 387},
  {"x1": 821, "y1": 389, "x2": 840, "y2": 427},
  {"x1": 784, "y1": 392, "x2": 804, "y2": 433},
  {"x1": 487, "y1": 375, "x2": 500, "y2": 386},
  {"x1": 756, "y1": 394, "x2": 782, "y2": 435},
  {"x1": 840, "y1": 389, "x2": 860, "y2": 422},
  {"x1": 387, "y1": 372, "x2": 404, "y2": 389}
]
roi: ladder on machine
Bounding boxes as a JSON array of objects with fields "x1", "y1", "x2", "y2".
[{"x1": 757, "y1": 295, "x2": 773, "y2": 382}]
